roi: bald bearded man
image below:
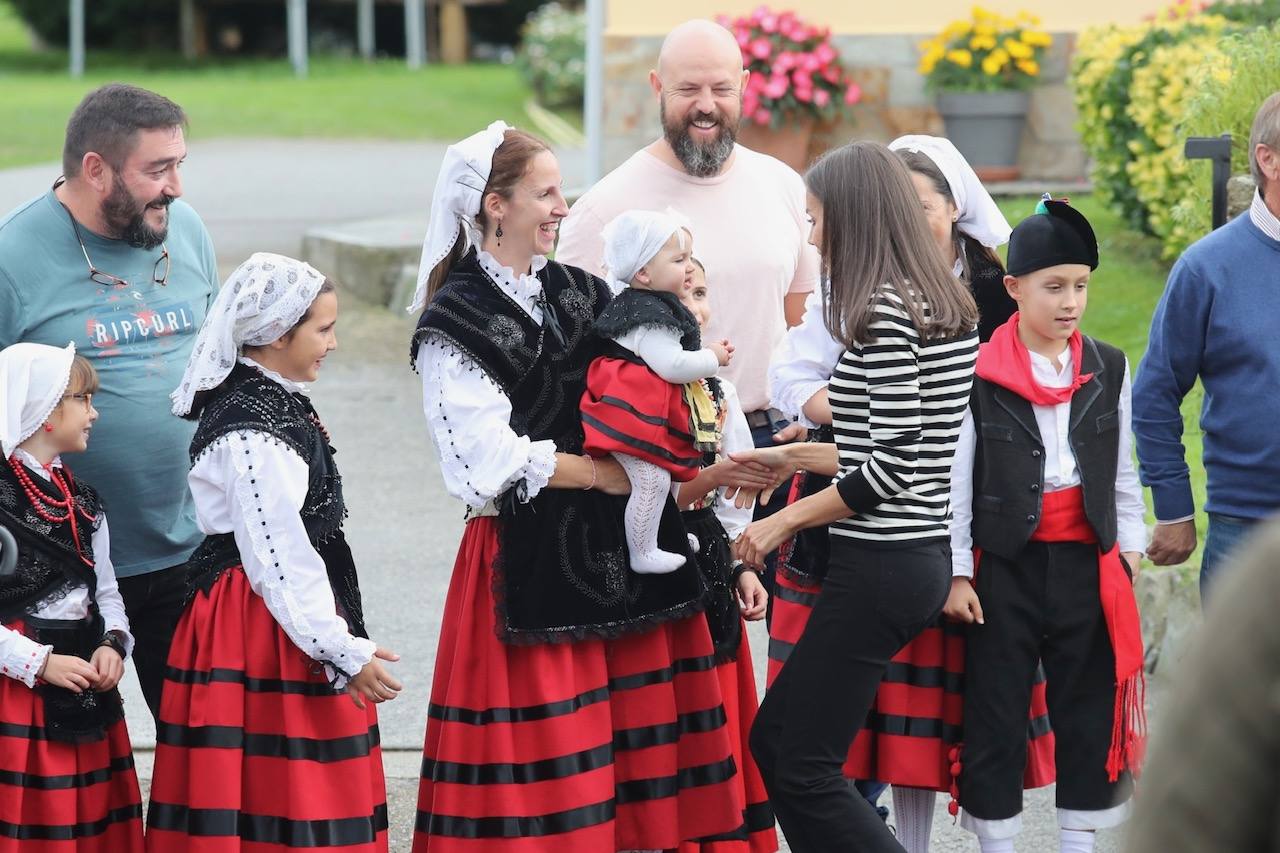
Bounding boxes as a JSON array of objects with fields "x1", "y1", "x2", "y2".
[{"x1": 558, "y1": 18, "x2": 819, "y2": 443}]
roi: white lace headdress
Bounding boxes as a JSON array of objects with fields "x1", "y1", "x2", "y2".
[
  {"x1": 600, "y1": 208, "x2": 694, "y2": 295},
  {"x1": 0, "y1": 341, "x2": 76, "y2": 457},
  {"x1": 889, "y1": 134, "x2": 1012, "y2": 249},
  {"x1": 408, "y1": 120, "x2": 512, "y2": 314},
  {"x1": 171, "y1": 253, "x2": 327, "y2": 416}
]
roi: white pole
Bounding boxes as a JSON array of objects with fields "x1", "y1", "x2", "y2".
[
  {"x1": 179, "y1": 0, "x2": 197, "y2": 60},
  {"x1": 584, "y1": 0, "x2": 605, "y2": 185},
  {"x1": 357, "y1": 0, "x2": 375, "y2": 60},
  {"x1": 405, "y1": 0, "x2": 426, "y2": 69},
  {"x1": 287, "y1": 0, "x2": 308, "y2": 78},
  {"x1": 69, "y1": 0, "x2": 84, "y2": 78}
]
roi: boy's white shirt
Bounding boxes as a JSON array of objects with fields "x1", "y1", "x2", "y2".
[{"x1": 949, "y1": 350, "x2": 1147, "y2": 578}]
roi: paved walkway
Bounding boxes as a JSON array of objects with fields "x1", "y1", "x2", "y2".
[{"x1": 2, "y1": 140, "x2": 1123, "y2": 851}]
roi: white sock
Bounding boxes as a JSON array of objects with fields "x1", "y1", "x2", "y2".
[
  {"x1": 1060, "y1": 828, "x2": 1095, "y2": 853},
  {"x1": 891, "y1": 786, "x2": 936, "y2": 853},
  {"x1": 979, "y1": 838, "x2": 1015, "y2": 853},
  {"x1": 614, "y1": 454, "x2": 686, "y2": 574}
]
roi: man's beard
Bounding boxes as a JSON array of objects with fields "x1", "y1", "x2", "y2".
[
  {"x1": 101, "y1": 174, "x2": 172, "y2": 250},
  {"x1": 661, "y1": 96, "x2": 739, "y2": 178}
]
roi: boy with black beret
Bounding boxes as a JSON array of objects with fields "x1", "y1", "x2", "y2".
[{"x1": 942, "y1": 196, "x2": 1147, "y2": 853}]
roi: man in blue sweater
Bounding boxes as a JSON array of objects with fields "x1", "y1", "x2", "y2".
[{"x1": 1133, "y1": 92, "x2": 1280, "y2": 599}]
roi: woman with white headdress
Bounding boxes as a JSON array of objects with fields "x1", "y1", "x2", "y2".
[
  {"x1": 409, "y1": 124, "x2": 747, "y2": 851},
  {"x1": 0, "y1": 341, "x2": 143, "y2": 853},
  {"x1": 751, "y1": 136, "x2": 1046, "y2": 853},
  {"x1": 146, "y1": 255, "x2": 399, "y2": 853}
]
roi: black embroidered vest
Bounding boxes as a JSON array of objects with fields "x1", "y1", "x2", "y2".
[
  {"x1": 0, "y1": 463, "x2": 124, "y2": 741},
  {"x1": 969, "y1": 336, "x2": 1126, "y2": 560},
  {"x1": 412, "y1": 252, "x2": 710, "y2": 643},
  {"x1": 0, "y1": 462, "x2": 100, "y2": 622},
  {"x1": 590, "y1": 288, "x2": 702, "y2": 351},
  {"x1": 184, "y1": 363, "x2": 367, "y2": 638}
]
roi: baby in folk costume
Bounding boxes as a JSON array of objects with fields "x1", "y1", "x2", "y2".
[
  {"x1": 581, "y1": 210, "x2": 733, "y2": 574},
  {"x1": 0, "y1": 342, "x2": 143, "y2": 853},
  {"x1": 148, "y1": 255, "x2": 399, "y2": 853},
  {"x1": 944, "y1": 197, "x2": 1147, "y2": 853}
]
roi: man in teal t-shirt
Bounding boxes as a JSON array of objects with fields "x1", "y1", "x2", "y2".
[{"x1": 0, "y1": 84, "x2": 217, "y2": 719}]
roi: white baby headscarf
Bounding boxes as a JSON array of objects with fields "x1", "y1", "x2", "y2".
[
  {"x1": 171, "y1": 253, "x2": 327, "y2": 416},
  {"x1": 600, "y1": 208, "x2": 694, "y2": 295},
  {"x1": 0, "y1": 342, "x2": 77, "y2": 458},
  {"x1": 409, "y1": 120, "x2": 512, "y2": 314},
  {"x1": 889, "y1": 134, "x2": 1012, "y2": 249}
]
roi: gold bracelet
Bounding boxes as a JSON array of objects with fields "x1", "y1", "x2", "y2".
[{"x1": 582, "y1": 454, "x2": 597, "y2": 490}]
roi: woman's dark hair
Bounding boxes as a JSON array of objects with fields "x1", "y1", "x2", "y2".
[
  {"x1": 807, "y1": 141, "x2": 977, "y2": 346},
  {"x1": 894, "y1": 148, "x2": 1003, "y2": 283},
  {"x1": 422, "y1": 129, "x2": 551, "y2": 306}
]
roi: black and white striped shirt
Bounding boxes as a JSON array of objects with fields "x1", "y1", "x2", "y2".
[{"x1": 828, "y1": 286, "x2": 978, "y2": 543}]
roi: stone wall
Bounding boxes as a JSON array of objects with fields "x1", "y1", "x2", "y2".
[{"x1": 603, "y1": 32, "x2": 1086, "y2": 180}]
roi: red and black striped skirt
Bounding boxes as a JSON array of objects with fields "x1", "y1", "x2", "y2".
[
  {"x1": 581, "y1": 357, "x2": 702, "y2": 481},
  {"x1": 767, "y1": 570, "x2": 1055, "y2": 792},
  {"x1": 413, "y1": 517, "x2": 746, "y2": 852},
  {"x1": 146, "y1": 567, "x2": 388, "y2": 853},
  {"x1": 0, "y1": 629, "x2": 143, "y2": 853},
  {"x1": 677, "y1": 627, "x2": 777, "y2": 853}
]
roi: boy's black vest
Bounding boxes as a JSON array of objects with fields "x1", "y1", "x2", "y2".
[
  {"x1": 970, "y1": 335, "x2": 1125, "y2": 560},
  {"x1": 410, "y1": 250, "x2": 709, "y2": 644},
  {"x1": 184, "y1": 362, "x2": 367, "y2": 640}
]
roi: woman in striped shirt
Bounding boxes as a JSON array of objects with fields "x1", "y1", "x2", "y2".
[{"x1": 735, "y1": 141, "x2": 979, "y2": 852}]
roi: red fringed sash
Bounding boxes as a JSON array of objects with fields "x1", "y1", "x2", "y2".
[{"x1": 1030, "y1": 487, "x2": 1147, "y2": 780}]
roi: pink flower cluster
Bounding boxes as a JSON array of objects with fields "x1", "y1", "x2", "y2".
[{"x1": 718, "y1": 6, "x2": 863, "y2": 127}]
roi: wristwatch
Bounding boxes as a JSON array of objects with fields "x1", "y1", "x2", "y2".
[{"x1": 97, "y1": 629, "x2": 127, "y2": 659}]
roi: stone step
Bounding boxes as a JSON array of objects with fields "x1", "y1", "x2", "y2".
[{"x1": 302, "y1": 215, "x2": 427, "y2": 309}]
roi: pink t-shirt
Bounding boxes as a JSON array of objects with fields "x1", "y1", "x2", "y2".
[{"x1": 556, "y1": 145, "x2": 819, "y2": 412}]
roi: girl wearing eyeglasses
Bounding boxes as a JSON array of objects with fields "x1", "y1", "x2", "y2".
[{"x1": 0, "y1": 341, "x2": 143, "y2": 853}]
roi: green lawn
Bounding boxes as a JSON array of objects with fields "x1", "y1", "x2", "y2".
[
  {"x1": 0, "y1": 2, "x2": 541, "y2": 168},
  {"x1": 997, "y1": 195, "x2": 1207, "y2": 565}
]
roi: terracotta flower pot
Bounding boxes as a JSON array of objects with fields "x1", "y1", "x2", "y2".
[
  {"x1": 936, "y1": 90, "x2": 1030, "y2": 182},
  {"x1": 737, "y1": 117, "x2": 817, "y2": 173}
]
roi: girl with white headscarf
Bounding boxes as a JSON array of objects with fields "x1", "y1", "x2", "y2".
[
  {"x1": 148, "y1": 254, "x2": 400, "y2": 853},
  {"x1": 0, "y1": 342, "x2": 143, "y2": 853},
  {"x1": 409, "y1": 125, "x2": 750, "y2": 851},
  {"x1": 579, "y1": 209, "x2": 732, "y2": 574}
]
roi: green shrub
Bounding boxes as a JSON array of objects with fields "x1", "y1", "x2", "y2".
[
  {"x1": 515, "y1": 2, "x2": 584, "y2": 109},
  {"x1": 1071, "y1": 14, "x2": 1233, "y2": 238},
  {"x1": 1204, "y1": 0, "x2": 1280, "y2": 25},
  {"x1": 1174, "y1": 22, "x2": 1280, "y2": 242}
]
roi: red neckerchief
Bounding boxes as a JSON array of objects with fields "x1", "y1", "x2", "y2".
[{"x1": 976, "y1": 313, "x2": 1093, "y2": 405}]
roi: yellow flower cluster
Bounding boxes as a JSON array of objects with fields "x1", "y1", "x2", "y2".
[
  {"x1": 1071, "y1": 12, "x2": 1234, "y2": 256},
  {"x1": 917, "y1": 6, "x2": 1053, "y2": 85}
]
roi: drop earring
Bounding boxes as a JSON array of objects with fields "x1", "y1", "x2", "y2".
[
  {"x1": 495, "y1": 221, "x2": 504, "y2": 247},
  {"x1": 43, "y1": 423, "x2": 53, "y2": 432}
]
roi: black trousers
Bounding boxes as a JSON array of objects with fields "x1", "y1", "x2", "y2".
[
  {"x1": 116, "y1": 563, "x2": 188, "y2": 721},
  {"x1": 960, "y1": 541, "x2": 1134, "y2": 820},
  {"x1": 749, "y1": 536, "x2": 951, "y2": 852}
]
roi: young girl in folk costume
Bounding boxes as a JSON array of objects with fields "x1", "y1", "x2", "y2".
[
  {"x1": 581, "y1": 209, "x2": 732, "y2": 574},
  {"x1": 947, "y1": 198, "x2": 1146, "y2": 853},
  {"x1": 148, "y1": 254, "x2": 400, "y2": 853},
  {"x1": 409, "y1": 122, "x2": 745, "y2": 853},
  {"x1": 760, "y1": 134, "x2": 1047, "y2": 853},
  {"x1": 0, "y1": 342, "x2": 143, "y2": 853},
  {"x1": 672, "y1": 260, "x2": 776, "y2": 853},
  {"x1": 734, "y1": 141, "x2": 980, "y2": 853}
]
